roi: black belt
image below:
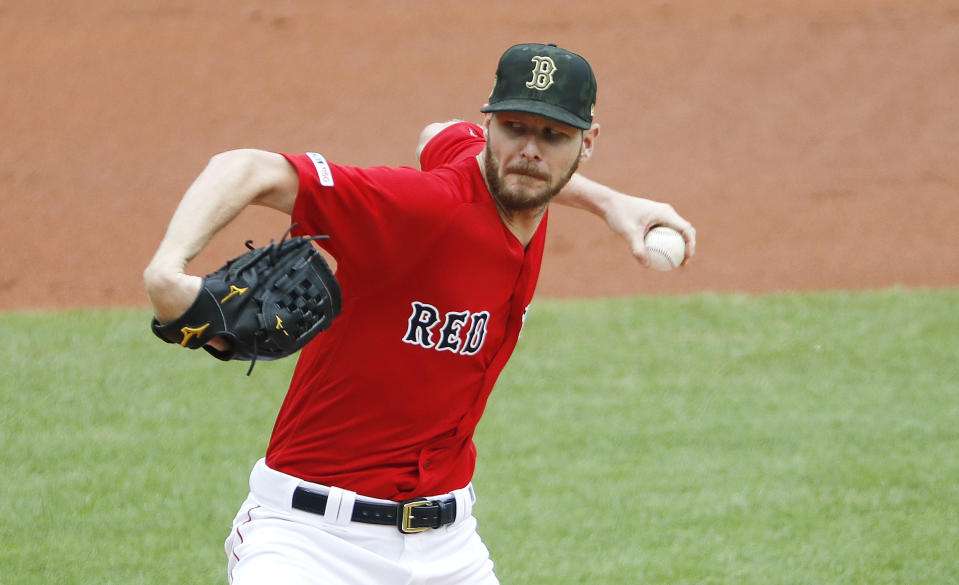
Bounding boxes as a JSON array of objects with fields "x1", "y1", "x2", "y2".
[{"x1": 291, "y1": 486, "x2": 457, "y2": 534}]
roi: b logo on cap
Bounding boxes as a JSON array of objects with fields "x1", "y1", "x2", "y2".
[{"x1": 525, "y1": 56, "x2": 556, "y2": 91}]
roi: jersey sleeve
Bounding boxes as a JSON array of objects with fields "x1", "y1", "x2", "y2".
[
  {"x1": 419, "y1": 122, "x2": 486, "y2": 171},
  {"x1": 281, "y1": 152, "x2": 462, "y2": 282}
]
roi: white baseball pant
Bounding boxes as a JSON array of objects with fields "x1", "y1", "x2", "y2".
[{"x1": 224, "y1": 458, "x2": 499, "y2": 585}]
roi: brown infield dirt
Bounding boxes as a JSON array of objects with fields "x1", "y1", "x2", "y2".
[{"x1": 1, "y1": 1, "x2": 957, "y2": 313}]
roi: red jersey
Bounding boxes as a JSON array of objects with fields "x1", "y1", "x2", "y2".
[{"x1": 267, "y1": 122, "x2": 547, "y2": 500}]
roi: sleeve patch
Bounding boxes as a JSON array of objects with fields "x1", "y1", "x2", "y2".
[{"x1": 306, "y1": 152, "x2": 335, "y2": 187}]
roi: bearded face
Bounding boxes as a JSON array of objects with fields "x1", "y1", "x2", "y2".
[
  {"x1": 483, "y1": 140, "x2": 581, "y2": 214},
  {"x1": 481, "y1": 113, "x2": 591, "y2": 217}
]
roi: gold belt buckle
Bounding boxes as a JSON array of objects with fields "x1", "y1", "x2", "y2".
[{"x1": 399, "y1": 498, "x2": 432, "y2": 534}]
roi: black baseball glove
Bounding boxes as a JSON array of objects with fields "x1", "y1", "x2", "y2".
[{"x1": 151, "y1": 228, "x2": 341, "y2": 374}]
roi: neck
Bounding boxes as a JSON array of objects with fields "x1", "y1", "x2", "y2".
[{"x1": 499, "y1": 205, "x2": 547, "y2": 247}]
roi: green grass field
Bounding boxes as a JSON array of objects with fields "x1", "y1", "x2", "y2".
[{"x1": 2, "y1": 289, "x2": 957, "y2": 585}]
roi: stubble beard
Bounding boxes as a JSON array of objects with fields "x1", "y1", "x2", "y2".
[{"x1": 483, "y1": 143, "x2": 580, "y2": 216}]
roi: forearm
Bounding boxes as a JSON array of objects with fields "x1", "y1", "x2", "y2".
[
  {"x1": 553, "y1": 173, "x2": 621, "y2": 218},
  {"x1": 143, "y1": 149, "x2": 298, "y2": 322},
  {"x1": 554, "y1": 172, "x2": 696, "y2": 265},
  {"x1": 145, "y1": 149, "x2": 295, "y2": 275}
]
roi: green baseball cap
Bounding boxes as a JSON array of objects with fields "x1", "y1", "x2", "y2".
[{"x1": 481, "y1": 43, "x2": 597, "y2": 130}]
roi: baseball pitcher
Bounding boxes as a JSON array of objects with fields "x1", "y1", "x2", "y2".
[{"x1": 144, "y1": 43, "x2": 695, "y2": 584}]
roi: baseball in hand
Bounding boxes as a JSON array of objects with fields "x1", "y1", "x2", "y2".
[{"x1": 643, "y1": 226, "x2": 686, "y2": 271}]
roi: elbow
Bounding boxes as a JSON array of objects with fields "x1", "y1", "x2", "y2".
[
  {"x1": 416, "y1": 120, "x2": 463, "y2": 162},
  {"x1": 204, "y1": 149, "x2": 297, "y2": 214},
  {"x1": 205, "y1": 148, "x2": 264, "y2": 175},
  {"x1": 415, "y1": 124, "x2": 442, "y2": 161}
]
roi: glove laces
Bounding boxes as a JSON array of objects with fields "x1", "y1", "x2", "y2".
[{"x1": 241, "y1": 224, "x2": 330, "y2": 376}]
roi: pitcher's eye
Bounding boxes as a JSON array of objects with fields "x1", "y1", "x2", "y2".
[{"x1": 542, "y1": 127, "x2": 568, "y2": 143}]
